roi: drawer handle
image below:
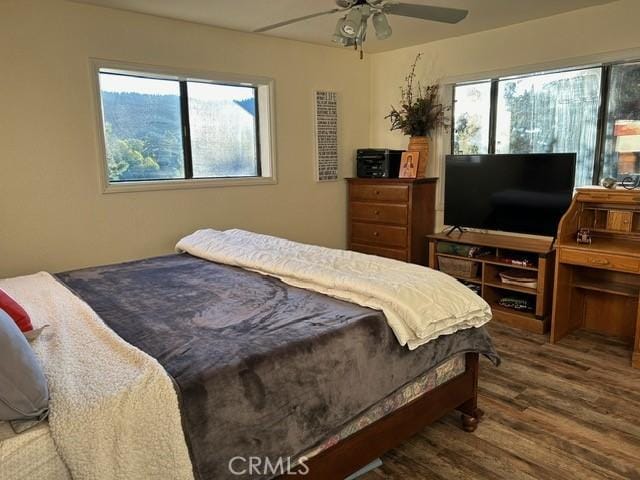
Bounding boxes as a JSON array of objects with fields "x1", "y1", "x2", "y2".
[
  {"x1": 374, "y1": 210, "x2": 380, "y2": 215},
  {"x1": 373, "y1": 231, "x2": 379, "y2": 237},
  {"x1": 589, "y1": 258, "x2": 610, "y2": 265},
  {"x1": 375, "y1": 190, "x2": 380, "y2": 195}
]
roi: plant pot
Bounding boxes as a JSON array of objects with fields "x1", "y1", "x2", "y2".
[{"x1": 407, "y1": 136, "x2": 429, "y2": 177}]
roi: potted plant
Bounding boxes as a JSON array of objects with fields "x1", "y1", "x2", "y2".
[{"x1": 385, "y1": 53, "x2": 449, "y2": 175}]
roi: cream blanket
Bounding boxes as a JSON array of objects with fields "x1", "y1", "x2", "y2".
[
  {"x1": 0, "y1": 273, "x2": 194, "y2": 480},
  {"x1": 176, "y1": 229, "x2": 492, "y2": 349}
]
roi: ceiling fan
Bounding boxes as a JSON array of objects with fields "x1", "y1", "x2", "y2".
[{"x1": 254, "y1": 1, "x2": 468, "y2": 51}]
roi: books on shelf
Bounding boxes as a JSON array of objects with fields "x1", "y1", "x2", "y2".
[
  {"x1": 499, "y1": 253, "x2": 536, "y2": 268},
  {"x1": 498, "y1": 295, "x2": 534, "y2": 312}
]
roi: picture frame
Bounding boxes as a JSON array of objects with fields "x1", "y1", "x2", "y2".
[{"x1": 399, "y1": 151, "x2": 419, "y2": 178}]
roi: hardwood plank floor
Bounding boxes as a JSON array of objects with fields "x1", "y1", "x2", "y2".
[{"x1": 363, "y1": 322, "x2": 640, "y2": 480}]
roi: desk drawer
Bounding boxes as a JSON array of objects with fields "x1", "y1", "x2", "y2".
[
  {"x1": 350, "y1": 184, "x2": 409, "y2": 203},
  {"x1": 351, "y1": 222, "x2": 408, "y2": 248},
  {"x1": 350, "y1": 202, "x2": 408, "y2": 225},
  {"x1": 559, "y1": 249, "x2": 640, "y2": 273}
]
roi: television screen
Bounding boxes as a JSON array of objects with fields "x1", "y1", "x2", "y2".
[{"x1": 444, "y1": 154, "x2": 576, "y2": 237}]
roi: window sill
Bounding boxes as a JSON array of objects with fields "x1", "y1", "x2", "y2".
[{"x1": 102, "y1": 176, "x2": 277, "y2": 194}]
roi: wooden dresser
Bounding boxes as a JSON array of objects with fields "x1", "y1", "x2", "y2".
[
  {"x1": 347, "y1": 178, "x2": 437, "y2": 265},
  {"x1": 552, "y1": 187, "x2": 640, "y2": 369}
]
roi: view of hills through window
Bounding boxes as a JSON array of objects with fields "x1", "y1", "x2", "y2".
[{"x1": 99, "y1": 72, "x2": 258, "y2": 182}]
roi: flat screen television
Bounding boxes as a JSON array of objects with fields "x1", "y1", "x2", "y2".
[{"x1": 444, "y1": 153, "x2": 576, "y2": 237}]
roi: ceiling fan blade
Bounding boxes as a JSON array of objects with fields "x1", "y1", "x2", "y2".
[
  {"x1": 254, "y1": 8, "x2": 342, "y2": 33},
  {"x1": 384, "y1": 3, "x2": 468, "y2": 24}
]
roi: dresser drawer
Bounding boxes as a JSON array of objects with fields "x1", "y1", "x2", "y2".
[
  {"x1": 350, "y1": 184, "x2": 409, "y2": 203},
  {"x1": 351, "y1": 222, "x2": 408, "y2": 248},
  {"x1": 559, "y1": 248, "x2": 640, "y2": 273},
  {"x1": 350, "y1": 202, "x2": 408, "y2": 225},
  {"x1": 351, "y1": 243, "x2": 408, "y2": 261}
]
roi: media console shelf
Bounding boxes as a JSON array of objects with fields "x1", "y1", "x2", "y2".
[
  {"x1": 427, "y1": 231, "x2": 555, "y2": 334},
  {"x1": 552, "y1": 187, "x2": 640, "y2": 369}
]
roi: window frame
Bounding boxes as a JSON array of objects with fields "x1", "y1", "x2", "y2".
[
  {"x1": 90, "y1": 59, "x2": 277, "y2": 193},
  {"x1": 451, "y1": 61, "x2": 640, "y2": 186}
]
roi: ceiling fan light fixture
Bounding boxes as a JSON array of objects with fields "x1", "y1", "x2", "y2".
[
  {"x1": 372, "y1": 12, "x2": 392, "y2": 40},
  {"x1": 332, "y1": 16, "x2": 348, "y2": 43},
  {"x1": 341, "y1": 7, "x2": 362, "y2": 38}
]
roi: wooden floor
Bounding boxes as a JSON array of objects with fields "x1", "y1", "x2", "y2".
[{"x1": 363, "y1": 322, "x2": 640, "y2": 480}]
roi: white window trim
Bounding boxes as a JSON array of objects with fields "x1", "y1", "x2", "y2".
[{"x1": 89, "y1": 58, "x2": 278, "y2": 194}]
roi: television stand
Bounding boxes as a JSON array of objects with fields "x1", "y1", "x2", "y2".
[
  {"x1": 427, "y1": 231, "x2": 555, "y2": 334},
  {"x1": 444, "y1": 225, "x2": 465, "y2": 236}
]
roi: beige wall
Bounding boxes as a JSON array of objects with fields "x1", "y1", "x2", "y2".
[{"x1": 0, "y1": 0, "x2": 370, "y2": 277}]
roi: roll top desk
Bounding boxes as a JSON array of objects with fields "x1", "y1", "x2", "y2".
[{"x1": 552, "y1": 187, "x2": 640, "y2": 369}]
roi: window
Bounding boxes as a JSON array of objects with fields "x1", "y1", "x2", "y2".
[
  {"x1": 453, "y1": 81, "x2": 491, "y2": 155},
  {"x1": 601, "y1": 61, "x2": 640, "y2": 182},
  {"x1": 100, "y1": 74, "x2": 185, "y2": 181},
  {"x1": 95, "y1": 64, "x2": 274, "y2": 190},
  {"x1": 187, "y1": 82, "x2": 259, "y2": 178},
  {"x1": 452, "y1": 62, "x2": 640, "y2": 188},
  {"x1": 496, "y1": 68, "x2": 602, "y2": 187}
]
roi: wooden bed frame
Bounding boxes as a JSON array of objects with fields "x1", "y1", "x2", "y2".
[{"x1": 281, "y1": 352, "x2": 483, "y2": 479}]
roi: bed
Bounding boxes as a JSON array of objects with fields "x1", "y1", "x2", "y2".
[{"x1": 0, "y1": 229, "x2": 497, "y2": 480}]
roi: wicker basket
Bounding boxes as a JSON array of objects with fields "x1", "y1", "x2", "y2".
[{"x1": 438, "y1": 256, "x2": 479, "y2": 279}]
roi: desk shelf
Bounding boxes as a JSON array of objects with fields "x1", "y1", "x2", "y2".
[{"x1": 571, "y1": 279, "x2": 640, "y2": 298}]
